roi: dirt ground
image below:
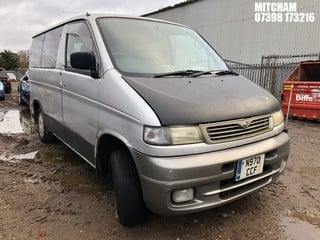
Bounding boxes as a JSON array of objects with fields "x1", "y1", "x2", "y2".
[{"x1": 0, "y1": 82, "x2": 319, "y2": 240}]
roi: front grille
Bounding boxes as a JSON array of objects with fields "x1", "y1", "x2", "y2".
[{"x1": 200, "y1": 115, "x2": 272, "y2": 144}]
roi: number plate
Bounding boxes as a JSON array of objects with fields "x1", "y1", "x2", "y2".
[{"x1": 235, "y1": 154, "x2": 265, "y2": 181}]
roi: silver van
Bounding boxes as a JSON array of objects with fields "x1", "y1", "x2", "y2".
[{"x1": 29, "y1": 14, "x2": 290, "y2": 226}]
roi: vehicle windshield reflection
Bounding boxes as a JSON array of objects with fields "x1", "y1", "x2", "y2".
[{"x1": 97, "y1": 18, "x2": 228, "y2": 76}]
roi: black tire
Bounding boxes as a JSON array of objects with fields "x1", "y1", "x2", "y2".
[
  {"x1": 37, "y1": 110, "x2": 53, "y2": 143},
  {"x1": 18, "y1": 89, "x2": 25, "y2": 105},
  {"x1": 111, "y1": 149, "x2": 147, "y2": 226},
  {"x1": 5, "y1": 87, "x2": 11, "y2": 94}
]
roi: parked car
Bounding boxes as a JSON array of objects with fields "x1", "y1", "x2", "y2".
[
  {"x1": 0, "y1": 68, "x2": 11, "y2": 93},
  {"x1": 29, "y1": 14, "x2": 290, "y2": 226},
  {"x1": 18, "y1": 71, "x2": 30, "y2": 105},
  {"x1": 7, "y1": 72, "x2": 17, "y2": 81},
  {"x1": 0, "y1": 81, "x2": 5, "y2": 100}
]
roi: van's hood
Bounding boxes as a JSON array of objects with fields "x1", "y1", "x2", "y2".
[{"x1": 123, "y1": 75, "x2": 280, "y2": 125}]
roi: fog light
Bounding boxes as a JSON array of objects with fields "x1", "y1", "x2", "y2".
[
  {"x1": 279, "y1": 159, "x2": 287, "y2": 173},
  {"x1": 172, "y1": 189, "x2": 194, "y2": 203}
]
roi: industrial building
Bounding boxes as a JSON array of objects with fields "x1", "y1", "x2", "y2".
[{"x1": 145, "y1": 0, "x2": 320, "y2": 64}]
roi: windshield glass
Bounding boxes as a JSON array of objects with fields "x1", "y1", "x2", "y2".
[{"x1": 97, "y1": 17, "x2": 228, "y2": 76}]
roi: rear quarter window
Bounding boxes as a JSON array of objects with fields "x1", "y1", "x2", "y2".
[
  {"x1": 30, "y1": 35, "x2": 44, "y2": 68},
  {"x1": 30, "y1": 26, "x2": 63, "y2": 69},
  {"x1": 41, "y1": 27, "x2": 63, "y2": 68}
]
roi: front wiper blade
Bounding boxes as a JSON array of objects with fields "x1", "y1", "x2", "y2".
[
  {"x1": 154, "y1": 69, "x2": 239, "y2": 78},
  {"x1": 190, "y1": 70, "x2": 215, "y2": 77},
  {"x1": 190, "y1": 69, "x2": 239, "y2": 77},
  {"x1": 215, "y1": 70, "x2": 239, "y2": 76},
  {"x1": 153, "y1": 70, "x2": 201, "y2": 78}
]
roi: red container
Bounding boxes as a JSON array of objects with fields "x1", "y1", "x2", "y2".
[{"x1": 281, "y1": 61, "x2": 320, "y2": 120}]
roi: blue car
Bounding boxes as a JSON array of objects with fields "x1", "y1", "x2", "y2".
[
  {"x1": 0, "y1": 81, "x2": 5, "y2": 100},
  {"x1": 0, "y1": 68, "x2": 11, "y2": 94}
]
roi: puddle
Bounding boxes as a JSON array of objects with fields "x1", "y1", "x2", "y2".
[
  {"x1": 51, "y1": 174, "x2": 109, "y2": 193},
  {"x1": 0, "y1": 151, "x2": 38, "y2": 163},
  {"x1": 282, "y1": 211, "x2": 320, "y2": 240},
  {"x1": 37, "y1": 150, "x2": 84, "y2": 166},
  {"x1": 38, "y1": 150, "x2": 110, "y2": 193},
  {"x1": 0, "y1": 109, "x2": 36, "y2": 134}
]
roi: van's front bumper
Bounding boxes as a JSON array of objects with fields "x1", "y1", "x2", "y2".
[{"x1": 131, "y1": 132, "x2": 289, "y2": 216}]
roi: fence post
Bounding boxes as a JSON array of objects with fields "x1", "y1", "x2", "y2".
[{"x1": 259, "y1": 55, "x2": 264, "y2": 86}]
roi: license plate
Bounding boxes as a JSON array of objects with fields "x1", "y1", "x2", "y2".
[{"x1": 235, "y1": 154, "x2": 265, "y2": 181}]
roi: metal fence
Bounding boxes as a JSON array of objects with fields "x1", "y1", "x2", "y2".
[{"x1": 225, "y1": 53, "x2": 320, "y2": 99}]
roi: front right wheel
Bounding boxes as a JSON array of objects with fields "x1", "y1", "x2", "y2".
[{"x1": 110, "y1": 148, "x2": 148, "y2": 226}]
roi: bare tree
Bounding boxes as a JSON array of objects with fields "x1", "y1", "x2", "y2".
[{"x1": 18, "y1": 50, "x2": 29, "y2": 70}]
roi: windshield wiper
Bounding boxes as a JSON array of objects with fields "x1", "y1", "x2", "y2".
[
  {"x1": 214, "y1": 70, "x2": 239, "y2": 76},
  {"x1": 190, "y1": 70, "x2": 215, "y2": 77},
  {"x1": 154, "y1": 69, "x2": 239, "y2": 78},
  {"x1": 153, "y1": 70, "x2": 202, "y2": 78},
  {"x1": 191, "y1": 70, "x2": 239, "y2": 77}
]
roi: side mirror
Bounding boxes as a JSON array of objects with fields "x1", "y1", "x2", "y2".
[{"x1": 70, "y1": 52, "x2": 98, "y2": 78}]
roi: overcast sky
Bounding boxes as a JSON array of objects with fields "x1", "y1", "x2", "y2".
[{"x1": 0, "y1": 0, "x2": 183, "y2": 52}]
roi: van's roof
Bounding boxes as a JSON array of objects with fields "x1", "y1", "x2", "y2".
[{"x1": 32, "y1": 13, "x2": 187, "y2": 38}]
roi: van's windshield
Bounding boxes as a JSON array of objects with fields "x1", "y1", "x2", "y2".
[{"x1": 97, "y1": 17, "x2": 228, "y2": 77}]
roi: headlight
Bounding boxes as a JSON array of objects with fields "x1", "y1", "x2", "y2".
[
  {"x1": 144, "y1": 126, "x2": 203, "y2": 145},
  {"x1": 170, "y1": 126, "x2": 204, "y2": 145},
  {"x1": 143, "y1": 127, "x2": 171, "y2": 145},
  {"x1": 0, "y1": 84, "x2": 3, "y2": 91},
  {"x1": 272, "y1": 110, "x2": 284, "y2": 127}
]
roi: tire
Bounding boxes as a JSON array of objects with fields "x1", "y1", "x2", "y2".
[
  {"x1": 37, "y1": 110, "x2": 53, "y2": 143},
  {"x1": 5, "y1": 87, "x2": 11, "y2": 94},
  {"x1": 18, "y1": 89, "x2": 24, "y2": 105},
  {"x1": 110, "y1": 149, "x2": 148, "y2": 226}
]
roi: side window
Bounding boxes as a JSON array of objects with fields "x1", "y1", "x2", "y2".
[
  {"x1": 30, "y1": 27, "x2": 63, "y2": 69},
  {"x1": 66, "y1": 33, "x2": 90, "y2": 67},
  {"x1": 30, "y1": 34, "x2": 44, "y2": 68},
  {"x1": 42, "y1": 26, "x2": 63, "y2": 68},
  {"x1": 65, "y1": 22, "x2": 98, "y2": 74}
]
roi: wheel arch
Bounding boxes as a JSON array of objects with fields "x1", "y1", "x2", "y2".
[{"x1": 95, "y1": 133, "x2": 133, "y2": 178}]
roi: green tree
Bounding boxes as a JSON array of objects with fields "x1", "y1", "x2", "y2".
[{"x1": 0, "y1": 50, "x2": 20, "y2": 70}]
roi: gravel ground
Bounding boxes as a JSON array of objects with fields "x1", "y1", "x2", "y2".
[{"x1": 0, "y1": 81, "x2": 319, "y2": 240}]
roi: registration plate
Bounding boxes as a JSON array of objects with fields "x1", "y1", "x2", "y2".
[{"x1": 235, "y1": 154, "x2": 265, "y2": 181}]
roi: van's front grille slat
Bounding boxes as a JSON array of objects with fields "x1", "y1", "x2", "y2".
[
  {"x1": 200, "y1": 115, "x2": 272, "y2": 144},
  {"x1": 207, "y1": 122, "x2": 269, "y2": 136}
]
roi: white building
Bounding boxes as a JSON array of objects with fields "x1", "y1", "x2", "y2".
[{"x1": 145, "y1": 0, "x2": 320, "y2": 64}]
